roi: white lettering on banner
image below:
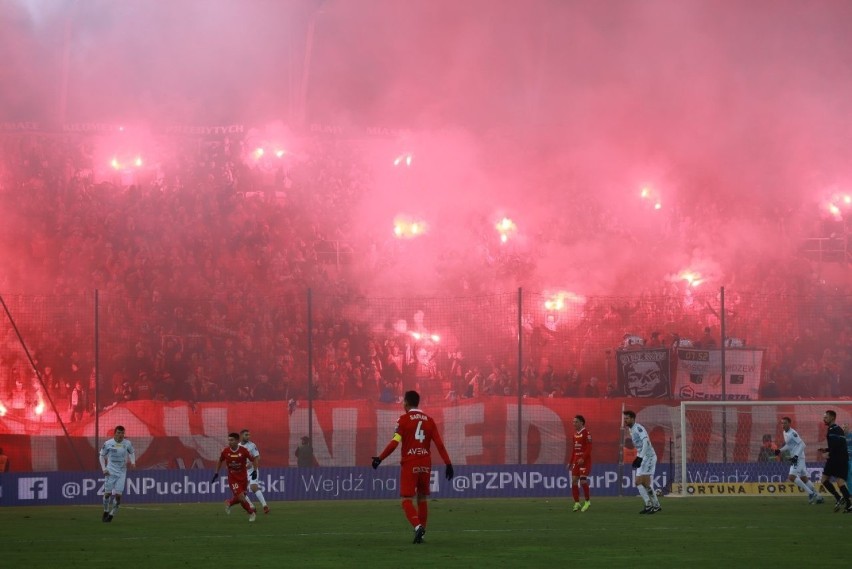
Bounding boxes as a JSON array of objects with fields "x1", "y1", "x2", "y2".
[
  {"x1": 61, "y1": 123, "x2": 121, "y2": 133},
  {"x1": 162, "y1": 405, "x2": 226, "y2": 461},
  {"x1": 300, "y1": 473, "x2": 366, "y2": 497},
  {"x1": 96, "y1": 407, "x2": 153, "y2": 458},
  {"x1": 61, "y1": 474, "x2": 285, "y2": 498},
  {"x1": 163, "y1": 124, "x2": 245, "y2": 135},
  {"x1": 449, "y1": 469, "x2": 667, "y2": 493},
  {"x1": 373, "y1": 408, "x2": 401, "y2": 466},
  {"x1": 0, "y1": 122, "x2": 39, "y2": 131},
  {"x1": 443, "y1": 404, "x2": 484, "y2": 464},
  {"x1": 505, "y1": 404, "x2": 567, "y2": 464},
  {"x1": 309, "y1": 124, "x2": 344, "y2": 135},
  {"x1": 289, "y1": 407, "x2": 358, "y2": 467},
  {"x1": 675, "y1": 349, "x2": 763, "y2": 400}
]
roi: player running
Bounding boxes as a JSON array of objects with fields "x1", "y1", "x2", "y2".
[
  {"x1": 570, "y1": 415, "x2": 592, "y2": 512},
  {"x1": 372, "y1": 390, "x2": 454, "y2": 544},
  {"x1": 775, "y1": 417, "x2": 822, "y2": 504},
  {"x1": 240, "y1": 429, "x2": 270, "y2": 514},
  {"x1": 624, "y1": 410, "x2": 661, "y2": 514},
  {"x1": 212, "y1": 432, "x2": 259, "y2": 522},
  {"x1": 817, "y1": 410, "x2": 852, "y2": 513},
  {"x1": 99, "y1": 425, "x2": 136, "y2": 523}
]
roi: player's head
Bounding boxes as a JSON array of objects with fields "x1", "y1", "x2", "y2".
[
  {"x1": 824, "y1": 410, "x2": 837, "y2": 426},
  {"x1": 781, "y1": 417, "x2": 792, "y2": 431},
  {"x1": 623, "y1": 410, "x2": 636, "y2": 427},
  {"x1": 573, "y1": 415, "x2": 585, "y2": 431},
  {"x1": 113, "y1": 426, "x2": 125, "y2": 442},
  {"x1": 240, "y1": 429, "x2": 251, "y2": 442},
  {"x1": 761, "y1": 434, "x2": 773, "y2": 446},
  {"x1": 403, "y1": 390, "x2": 420, "y2": 410},
  {"x1": 228, "y1": 432, "x2": 240, "y2": 447}
]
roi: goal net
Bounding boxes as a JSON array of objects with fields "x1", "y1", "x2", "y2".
[{"x1": 676, "y1": 401, "x2": 852, "y2": 496}]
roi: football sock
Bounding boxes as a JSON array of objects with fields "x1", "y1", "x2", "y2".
[
  {"x1": 581, "y1": 481, "x2": 590, "y2": 501},
  {"x1": 240, "y1": 497, "x2": 254, "y2": 514},
  {"x1": 401, "y1": 499, "x2": 420, "y2": 528},
  {"x1": 417, "y1": 500, "x2": 428, "y2": 527},
  {"x1": 804, "y1": 480, "x2": 816, "y2": 494},
  {"x1": 637, "y1": 485, "x2": 651, "y2": 506},
  {"x1": 111, "y1": 502, "x2": 120, "y2": 516},
  {"x1": 255, "y1": 490, "x2": 267, "y2": 507},
  {"x1": 228, "y1": 496, "x2": 241, "y2": 506},
  {"x1": 839, "y1": 484, "x2": 850, "y2": 500},
  {"x1": 793, "y1": 478, "x2": 810, "y2": 494},
  {"x1": 572, "y1": 485, "x2": 580, "y2": 502},
  {"x1": 824, "y1": 481, "x2": 841, "y2": 500},
  {"x1": 102, "y1": 495, "x2": 111, "y2": 512}
]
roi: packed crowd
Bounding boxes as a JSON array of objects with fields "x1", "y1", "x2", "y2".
[{"x1": 1, "y1": 131, "x2": 851, "y2": 424}]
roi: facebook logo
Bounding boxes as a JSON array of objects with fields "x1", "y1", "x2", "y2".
[{"x1": 18, "y1": 477, "x2": 48, "y2": 500}]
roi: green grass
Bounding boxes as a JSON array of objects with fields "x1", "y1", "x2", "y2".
[{"x1": 2, "y1": 496, "x2": 850, "y2": 569}]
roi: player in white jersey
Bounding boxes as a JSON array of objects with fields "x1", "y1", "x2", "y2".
[
  {"x1": 776, "y1": 417, "x2": 822, "y2": 504},
  {"x1": 99, "y1": 425, "x2": 136, "y2": 522},
  {"x1": 624, "y1": 410, "x2": 661, "y2": 514},
  {"x1": 240, "y1": 429, "x2": 269, "y2": 514}
]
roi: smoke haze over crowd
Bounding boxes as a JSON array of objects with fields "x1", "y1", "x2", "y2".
[{"x1": 3, "y1": 0, "x2": 852, "y2": 295}]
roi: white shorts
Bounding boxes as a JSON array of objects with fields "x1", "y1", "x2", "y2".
[
  {"x1": 104, "y1": 471, "x2": 127, "y2": 495},
  {"x1": 788, "y1": 459, "x2": 808, "y2": 479},
  {"x1": 248, "y1": 471, "x2": 263, "y2": 490},
  {"x1": 637, "y1": 456, "x2": 657, "y2": 477}
]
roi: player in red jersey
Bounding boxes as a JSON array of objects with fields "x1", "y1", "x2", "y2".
[
  {"x1": 211, "y1": 432, "x2": 259, "y2": 522},
  {"x1": 372, "y1": 390, "x2": 454, "y2": 544},
  {"x1": 570, "y1": 415, "x2": 592, "y2": 512}
]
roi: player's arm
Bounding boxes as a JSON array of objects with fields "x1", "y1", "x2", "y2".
[
  {"x1": 372, "y1": 432, "x2": 401, "y2": 468},
  {"x1": 431, "y1": 425, "x2": 454, "y2": 479},
  {"x1": 250, "y1": 455, "x2": 259, "y2": 480},
  {"x1": 98, "y1": 446, "x2": 108, "y2": 474},
  {"x1": 634, "y1": 430, "x2": 652, "y2": 461},
  {"x1": 127, "y1": 441, "x2": 137, "y2": 469},
  {"x1": 582, "y1": 432, "x2": 592, "y2": 465},
  {"x1": 211, "y1": 457, "x2": 224, "y2": 482}
]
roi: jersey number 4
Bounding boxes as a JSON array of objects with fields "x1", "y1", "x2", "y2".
[{"x1": 414, "y1": 421, "x2": 426, "y2": 443}]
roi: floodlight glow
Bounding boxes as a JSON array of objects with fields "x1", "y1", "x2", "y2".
[
  {"x1": 134, "y1": 157, "x2": 143, "y2": 167},
  {"x1": 405, "y1": 154, "x2": 412, "y2": 166},
  {"x1": 276, "y1": 150, "x2": 285, "y2": 158},
  {"x1": 411, "y1": 332, "x2": 422, "y2": 341},
  {"x1": 35, "y1": 398, "x2": 45, "y2": 415},
  {"x1": 829, "y1": 203, "x2": 841, "y2": 216},
  {"x1": 0, "y1": 400, "x2": 6, "y2": 417},
  {"x1": 500, "y1": 234, "x2": 508, "y2": 243},
  {"x1": 430, "y1": 334, "x2": 440, "y2": 343},
  {"x1": 254, "y1": 148, "x2": 265, "y2": 158},
  {"x1": 410, "y1": 223, "x2": 420, "y2": 234},
  {"x1": 654, "y1": 202, "x2": 662, "y2": 210},
  {"x1": 844, "y1": 195, "x2": 852, "y2": 205},
  {"x1": 394, "y1": 224, "x2": 403, "y2": 236},
  {"x1": 111, "y1": 158, "x2": 120, "y2": 170},
  {"x1": 640, "y1": 187, "x2": 649, "y2": 198}
]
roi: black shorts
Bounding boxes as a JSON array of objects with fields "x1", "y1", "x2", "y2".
[{"x1": 823, "y1": 458, "x2": 849, "y2": 480}]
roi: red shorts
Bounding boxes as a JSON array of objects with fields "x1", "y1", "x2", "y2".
[
  {"x1": 228, "y1": 477, "x2": 249, "y2": 496},
  {"x1": 571, "y1": 462, "x2": 591, "y2": 479},
  {"x1": 400, "y1": 462, "x2": 432, "y2": 497}
]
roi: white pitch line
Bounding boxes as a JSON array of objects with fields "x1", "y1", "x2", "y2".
[{"x1": 0, "y1": 525, "x2": 781, "y2": 545}]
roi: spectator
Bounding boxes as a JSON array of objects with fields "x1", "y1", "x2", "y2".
[
  {"x1": 758, "y1": 434, "x2": 779, "y2": 462},
  {"x1": 295, "y1": 436, "x2": 317, "y2": 467}
]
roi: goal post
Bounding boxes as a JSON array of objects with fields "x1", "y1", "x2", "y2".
[{"x1": 677, "y1": 401, "x2": 852, "y2": 496}]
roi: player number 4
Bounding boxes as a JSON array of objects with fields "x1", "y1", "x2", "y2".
[{"x1": 414, "y1": 421, "x2": 426, "y2": 443}]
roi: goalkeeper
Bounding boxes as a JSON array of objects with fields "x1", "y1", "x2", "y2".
[
  {"x1": 776, "y1": 417, "x2": 822, "y2": 504},
  {"x1": 623, "y1": 410, "x2": 661, "y2": 514}
]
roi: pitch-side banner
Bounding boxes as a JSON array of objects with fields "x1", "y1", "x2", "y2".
[
  {"x1": 2, "y1": 462, "x2": 826, "y2": 506},
  {"x1": 674, "y1": 348, "x2": 764, "y2": 400}
]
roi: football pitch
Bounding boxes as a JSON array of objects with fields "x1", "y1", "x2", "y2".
[{"x1": 2, "y1": 496, "x2": 850, "y2": 569}]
